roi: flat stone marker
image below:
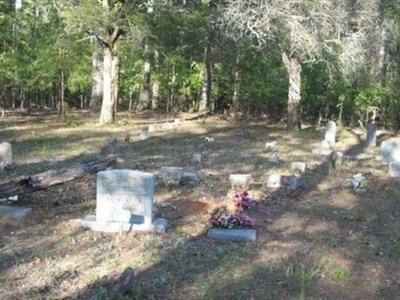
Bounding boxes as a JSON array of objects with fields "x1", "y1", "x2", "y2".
[
  {"x1": 380, "y1": 139, "x2": 400, "y2": 162},
  {"x1": 191, "y1": 153, "x2": 202, "y2": 165},
  {"x1": 0, "y1": 205, "x2": 32, "y2": 219},
  {"x1": 291, "y1": 162, "x2": 306, "y2": 173},
  {"x1": 82, "y1": 170, "x2": 168, "y2": 233},
  {"x1": 324, "y1": 121, "x2": 336, "y2": 144},
  {"x1": 160, "y1": 167, "x2": 184, "y2": 184},
  {"x1": 139, "y1": 127, "x2": 149, "y2": 141},
  {"x1": 312, "y1": 147, "x2": 333, "y2": 156},
  {"x1": 267, "y1": 174, "x2": 281, "y2": 188},
  {"x1": 267, "y1": 174, "x2": 299, "y2": 189},
  {"x1": 207, "y1": 228, "x2": 256, "y2": 241},
  {"x1": 366, "y1": 121, "x2": 377, "y2": 147},
  {"x1": 265, "y1": 141, "x2": 277, "y2": 150},
  {"x1": 229, "y1": 174, "x2": 252, "y2": 190},
  {"x1": 0, "y1": 142, "x2": 12, "y2": 169},
  {"x1": 182, "y1": 171, "x2": 200, "y2": 183},
  {"x1": 389, "y1": 162, "x2": 400, "y2": 177}
]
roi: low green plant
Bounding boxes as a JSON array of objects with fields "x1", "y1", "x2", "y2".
[{"x1": 330, "y1": 266, "x2": 349, "y2": 281}]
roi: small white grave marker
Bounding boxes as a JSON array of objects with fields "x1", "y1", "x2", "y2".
[
  {"x1": 324, "y1": 121, "x2": 336, "y2": 144},
  {"x1": 380, "y1": 139, "x2": 400, "y2": 162},
  {"x1": 191, "y1": 153, "x2": 202, "y2": 165},
  {"x1": 265, "y1": 141, "x2": 277, "y2": 150},
  {"x1": 291, "y1": 162, "x2": 306, "y2": 173},
  {"x1": 389, "y1": 162, "x2": 400, "y2": 177},
  {"x1": 229, "y1": 174, "x2": 252, "y2": 189},
  {"x1": 0, "y1": 142, "x2": 12, "y2": 170}
]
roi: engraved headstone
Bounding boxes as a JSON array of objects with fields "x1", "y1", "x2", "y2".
[
  {"x1": 229, "y1": 174, "x2": 252, "y2": 190},
  {"x1": 380, "y1": 139, "x2": 400, "y2": 162},
  {"x1": 389, "y1": 162, "x2": 400, "y2": 177},
  {"x1": 324, "y1": 121, "x2": 336, "y2": 144},
  {"x1": 0, "y1": 142, "x2": 12, "y2": 170},
  {"x1": 366, "y1": 121, "x2": 377, "y2": 147},
  {"x1": 267, "y1": 174, "x2": 281, "y2": 188},
  {"x1": 207, "y1": 228, "x2": 256, "y2": 241},
  {"x1": 82, "y1": 170, "x2": 168, "y2": 232},
  {"x1": 139, "y1": 127, "x2": 149, "y2": 141},
  {"x1": 267, "y1": 174, "x2": 299, "y2": 189}
]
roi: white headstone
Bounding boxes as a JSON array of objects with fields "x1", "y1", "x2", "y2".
[
  {"x1": 265, "y1": 141, "x2": 277, "y2": 150},
  {"x1": 139, "y1": 127, "x2": 149, "y2": 140},
  {"x1": 324, "y1": 121, "x2": 336, "y2": 144},
  {"x1": 291, "y1": 162, "x2": 306, "y2": 173},
  {"x1": 366, "y1": 121, "x2": 377, "y2": 147},
  {"x1": 0, "y1": 142, "x2": 12, "y2": 169},
  {"x1": 268, "y1": 152, "x2": 279, "y2": 163},
  {"x1": 229, "y1": 174, "x2": 252, "y2": 189},
  {"x1": 380, "y1": 139, "x2": 400, "y2": 162},
  {"x1": 267, "y1": 174, "x2": 281, "y2": 188},
  {"x1": 389, "y1": 162, "x2": 400, "y2": 177},
  {"x1": 82, "y1": 170, "x2": 167, "y2": 232}
]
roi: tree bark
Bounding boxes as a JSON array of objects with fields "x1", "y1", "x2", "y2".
[
  {"x1": 137, "y1": 43, "x2": 152, "y2": 111},
  {"x1": 112, "y1": 52, "x2": 119, "y2": 118},
  {"x1": 99, "y1": 46, "x2": 115, "y2": 125},
  {"x1": 282, "y1": 52, "x2": 302, "y2": 130},
  {"x1": 151, "y1": 50, "x2": 160, "y2": 110},
  {"x1": 89, "y1": 50, "x2": 103, "y2": 110},
  {"x1": 0, "y1": 155, "x2": 117, "y2": 199},
  {"x1": 231, "y1": 53, "x2": 240, "y2": 118},
  {"x1": 199, "y1": 42, "x2": 212, "y2": 112}
]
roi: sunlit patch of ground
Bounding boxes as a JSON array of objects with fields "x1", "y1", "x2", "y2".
[{"x1": 0, "y1": 111, "x2": 399, "y2": 299}]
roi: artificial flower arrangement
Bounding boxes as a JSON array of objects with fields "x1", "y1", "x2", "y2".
[{"x1": 208, "y1": 191, "x2": 255, "y2": 228}]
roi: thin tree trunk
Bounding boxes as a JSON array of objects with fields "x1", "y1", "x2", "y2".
[
  {"x1": 167, "y1": 62, "x2": 176, "y2": 113},
  {"x1": 59, "y1": 69, "x2": 65, "y2": 119},
  {"x1": 112, "y1": 52, "x2": 119, "y2": 119},
  {"x1": 151, "y1": 50, "x2": 160, "y2": 110},
  {"x1": 138, "y1": 43, "x2": 152, "y2": 111},
  {"x1": 282, "y1": 52, "x2": 301, "y2": 130},
  {"x1": 90, "y1": 50, "x2": 103, "y2": 110},
  {"x1": 231, "y1": 53, "x2": 240, "y2": 118},
  {"x1": 99, "y1": 46, "x2": 115, "y2": 125}
]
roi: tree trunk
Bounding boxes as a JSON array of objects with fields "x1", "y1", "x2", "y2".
[
  {"x1": 90, "y1": 50, "x2": 103, "y2": 110},
  {"x1": 282, "y1": 52, "x2": 302, "y2": 130},
  {"x1": 231, "y1": 53, "x2": 240, "y2": 118},
  {"x1": 377, "y1": 20, "x2": 388, "y2": 85},
  {"x1": 151, "y1": 50, "x2": 160, "y2": 110},
  {"x1": 99, "y1": 46, "x2": 115, "y2": 125},
  {"x1": 199, "y1": 44, "x2": 212, "y2": 112},
  {"x1": 112, "y1": 52, "x2": 119, "y2": 119},
  {"x1": 137, "y1": 43, "x2": 152, "y2": 111},
  {"x1": 59, "y1": 69, "x2": 65, "y2": 119}
]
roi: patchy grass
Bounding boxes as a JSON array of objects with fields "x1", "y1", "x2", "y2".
[{"x1": 0, "y1": 111, "x2": 400, "y2": 299}]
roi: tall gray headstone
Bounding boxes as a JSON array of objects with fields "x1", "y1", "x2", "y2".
[
  {"x1": 0, "y1": 142, "x2": 12, "y2": 169},
  {"x1": 380, "y1": 139, "x2": 400, "y2": 162},
  {"x1": 324, "y1": 121, "x2": 336, "y2": 144},
  {"x1": 82, "y1": 170, "x2": 168, "y2": 232},
  {"x1": 366, "y1": 121, "x2": 377, "y2": 147}
]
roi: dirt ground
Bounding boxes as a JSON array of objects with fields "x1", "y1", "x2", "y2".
[{"x1": 1, "y1": 111, "x2": 400, "y2": 299}]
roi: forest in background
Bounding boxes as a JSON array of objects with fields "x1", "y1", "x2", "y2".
[{"x1": 0, "y1": 0, "x2": 400, "y2": 130}]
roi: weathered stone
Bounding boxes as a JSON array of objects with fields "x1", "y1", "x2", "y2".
[
  {"x1": 389, "y1": 162, "x2": 400, "y2": 177},
  {"x1": 82, "y1": 170, "x2": 168, "y2": 233},
  {"x1": 380, "y1": 139, "x2": 400, "y2": 162},
  {"x1": 366, "y1": 121, "x2": 377, "y2": 147},
  {"x1": 0, "y1": 205, "x2": 32, "y2": 219},
  {"x1": 139, "y1": 127, "x2": 149, "y2": 141},
  {"x1": 0, "y1": 142, "x2": 12, "y2": 169},
  {"x1": 191, "y1": 153, "x2": 202, "y2": 165},
  {"x1": 324, "y1": 121, "x2": 336, "y2": 144},
  {"x1": 160, "y1": 167, "x2": 184, "y2": 185},
  {"x1": 267, "y1": 174, "x2": 281, "y2": 188},
  {"x1": 267, "y1": 174, "x2": 299, "y2": 189},
  {"x1": 229, "y1": 174, "x2": 252, "y2": 190},
  {"x1": 291, "y1": 162, "x2": 306, "y2": 173},
  {"x1": 265, "y1": 141, "x2": 277, "y2": 150},
  {"x1": 268, "y1": 152, "x2": 279, "y2": 163},
  {"x1": 204, "y1": 136, "x2": 214, "y2": 143},
  {"x1": 312, "y1": 147, "x2": 333, "y2": 156},
  {"x1": 182, "y1": 172, "x2": 200, "y2": 183},
  {"x1": 207, "y1": 228, "x2": 256, "y2": 241},
  {"x1": 162, "y1": 122, "x2": 174, "y2": 130}
]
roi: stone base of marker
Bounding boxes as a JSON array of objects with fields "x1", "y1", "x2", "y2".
[
  {"x1": 139, "y1": 127, "x2": 149, "y2": 141},
  {"x1": 312, "y1": 147, "x2": 333, "y2": 156},
  {"x1": 389, "y1": 162, "x2": 400, "y2": 177},
  {"x1": 267, "y1": 174, "x2": 299, "y2": 190},
  {"x1": 0, "y1": 205, "x2": 32, "y2": 219},
  {"x1": 82, "y1": 215, "x2": 168, "y2": 233},
  {"x1": 207, "y1": 228, "x2": 256, "y2": 241}
]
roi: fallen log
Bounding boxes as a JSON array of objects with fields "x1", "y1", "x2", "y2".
[{"x1": 0, "y1": 155, "x2": 117, "y2": 199}]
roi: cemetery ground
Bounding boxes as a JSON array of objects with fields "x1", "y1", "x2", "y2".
[{"x1": 1, "y1": 111, "x2": 400, "y2": 300}]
